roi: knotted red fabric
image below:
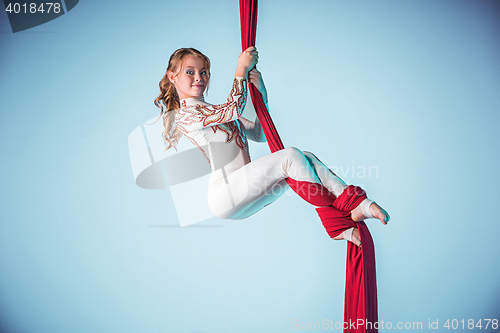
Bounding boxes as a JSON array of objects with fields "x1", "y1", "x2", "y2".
[{"x1": 239, "y1": 1, "x2": 378, "y2": 332}]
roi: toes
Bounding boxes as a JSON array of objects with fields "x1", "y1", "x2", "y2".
[
  {"x1": 372, "y1": 203, "x2": 389, "y2": 225},
  {"x1": 381, "y1": 209, "x2": 390, "y2": 224}
]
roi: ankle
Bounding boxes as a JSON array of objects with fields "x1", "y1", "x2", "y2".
[{"x1": 359, "y1": 198, "x2": 374, "y2": 219}]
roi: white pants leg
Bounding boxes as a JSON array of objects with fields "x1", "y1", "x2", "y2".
[
  {"x1": 302, "y1": 151, "x2": 348, "y2": 197},
  {"x1": 208, "y1": 147, "x2": 348, "y2": 219}
]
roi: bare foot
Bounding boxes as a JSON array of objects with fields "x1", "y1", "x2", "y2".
[
  {"x1": 350, "y1": 205, "x2": 365, "y2": 222},
  {"x1": 351, "y1": 227, "x2": 361, "y2": 246},
  {"x1": 350, "y1": 201, "x2": 390, "y2": 225},
  {"x1": 333, "y1": 227, "x2": 361, "y2": 247}
]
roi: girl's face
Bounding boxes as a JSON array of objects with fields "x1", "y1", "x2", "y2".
[{"x1": 170, "y1": 55, "x2": 209, "y2": 99}]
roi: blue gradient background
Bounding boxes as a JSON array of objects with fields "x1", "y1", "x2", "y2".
[{"x1": 1, "y1": 1, "x2": 499, "y2": 332}]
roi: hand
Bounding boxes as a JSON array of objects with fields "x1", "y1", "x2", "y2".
[
  {"x1": 235, "y1": 46, "x2": 258, "y2": 77},
  {"x1": 249, "y1": 68, "x2": 268, "y2": 103}
]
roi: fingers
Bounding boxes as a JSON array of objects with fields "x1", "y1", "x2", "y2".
[
  {"x1": 249, "y1": 68, "x2": 261, "y2": 78},
  {"x1": 248, "y1": 68, "x2": 262, "y2": 84},
  {"x1": 245, "y1": 46, "x2": 259, "y2": 61},
  {"x1": 237, "y1": 46, "x2": 260, "y2": 73}
]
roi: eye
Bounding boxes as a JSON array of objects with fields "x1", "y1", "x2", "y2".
[
  {"x1": 186, "y1": 70, "x2": 194, "y2": 75},
  {"x1": 201, "y1": 70, "x2": 207, "y2": 75}
]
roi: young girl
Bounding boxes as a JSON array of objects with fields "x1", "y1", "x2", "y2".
[{"x1": 154, "y1": 47, "x2": 389, "y2": 246}]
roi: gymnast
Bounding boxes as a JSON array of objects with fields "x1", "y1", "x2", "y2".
[{"x1": 154, "y1": 46, "x2": 389, "y2": 246}]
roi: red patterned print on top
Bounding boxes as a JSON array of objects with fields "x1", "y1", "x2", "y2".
[
  {"x1": 216, "y1": 120, "x2": 249, "y2": 154},
  {"x1": 176, "y1": 78, "x2": 249, "y2": 154}
]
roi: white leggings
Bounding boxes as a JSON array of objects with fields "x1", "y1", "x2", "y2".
[{"x1": 207, "y1": 147, "x2": 349, "y2": 220}]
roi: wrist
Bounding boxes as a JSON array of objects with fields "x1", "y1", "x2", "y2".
[{"x1": 235, "y1": 65, "x2": 249, "y2": 78}]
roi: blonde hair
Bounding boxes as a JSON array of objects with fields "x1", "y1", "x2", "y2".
[{"x1": 154, "y1": 48, "x2": 211, "y2": 151}]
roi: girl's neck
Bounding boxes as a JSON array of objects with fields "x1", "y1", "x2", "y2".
[{"x1": 181, "y1": 95, "x2": 205, "y2": 103}]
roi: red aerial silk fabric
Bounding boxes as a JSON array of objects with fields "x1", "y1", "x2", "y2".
[{"x1": 239, "y1": 1, "x2": 378, "y2": 332}]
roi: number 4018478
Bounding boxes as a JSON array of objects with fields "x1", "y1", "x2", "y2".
[
  {"x1": 5, "y1": 3, "x2": 62, "y2": 14},
  {"x1": 444, "y1": 319, "x2": 498, "y2": 330}
]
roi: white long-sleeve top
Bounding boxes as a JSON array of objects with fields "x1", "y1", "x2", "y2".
[{"x1": 175, "y1": 77, "x2": 266, "y2": 177}]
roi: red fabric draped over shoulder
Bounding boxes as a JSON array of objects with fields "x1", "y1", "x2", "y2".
[{"x1": 239, "y1": 1, "x2": 378, "y2": 332}]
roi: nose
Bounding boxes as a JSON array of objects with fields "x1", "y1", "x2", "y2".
[{"x1": 194, "y1": 73, "x2": 204, "y2": 83}]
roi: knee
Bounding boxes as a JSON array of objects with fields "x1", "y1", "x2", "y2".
[
  {"x1": 283, "y1": 147, "x2": 306, "y2": 161},
  {"x1": 302, "y1": 150, "x2": 312, "y2": 159},
  {"x1": 280, "y1": 147, "x2": 309, "y2": 175},
  {"x1": 302, "y1": 150, "x2": 319, "y2": 160},
  {"x1": 302, "y1": 150, "x2": 318, "y2": 164}
]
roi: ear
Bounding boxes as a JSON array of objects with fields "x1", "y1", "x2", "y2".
[{"x1": 167, "y1": 71, "x2": 176, "y2": 84}]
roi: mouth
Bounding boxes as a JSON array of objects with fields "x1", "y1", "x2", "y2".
[{"x1": 192, "y1": 84, "x2": 204, "y2": 89}]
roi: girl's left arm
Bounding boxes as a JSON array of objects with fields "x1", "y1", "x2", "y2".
[
  {"x1": 240, "y1": 68, "x2": 267, "y2": 142},
  {"x1": 248, "y1": 68, "x2": 268, "y2": 105}
]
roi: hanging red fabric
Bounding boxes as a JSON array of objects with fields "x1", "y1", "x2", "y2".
[{"x1": 239, "y1": 1, "x2": 378, "y2": 332}]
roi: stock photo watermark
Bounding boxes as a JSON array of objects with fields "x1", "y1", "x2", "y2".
[
  {"x1": 290, "y1": 318, "x2": 499, "y2": 330},
  {"x1": 2, "y1": 0, "x2": 79, "y2": 33}
]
